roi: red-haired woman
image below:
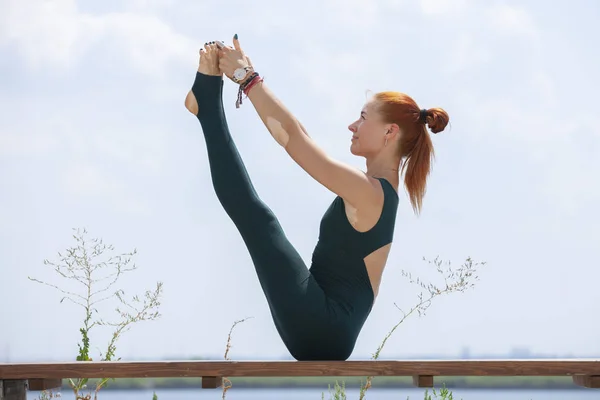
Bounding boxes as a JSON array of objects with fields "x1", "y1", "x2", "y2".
[{"x1": 184, "y1": 36, "x2": 449, "y2": 361}]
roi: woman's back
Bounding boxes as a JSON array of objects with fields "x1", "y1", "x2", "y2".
[{"x1": 310, "y1": 177, "x2": 399, "y2": 306}]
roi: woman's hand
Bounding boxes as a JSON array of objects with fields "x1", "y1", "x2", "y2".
[{"x1": 218, "y1": 34, "x2": 255, "y2": 84}]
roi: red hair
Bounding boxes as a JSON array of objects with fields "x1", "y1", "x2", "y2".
[{"x1": 373, "y1": 91, "x2": 449, "y2": 215}]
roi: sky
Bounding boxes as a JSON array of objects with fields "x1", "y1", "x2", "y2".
[{"x1": 1, "y1": 0, "x2": 599, "y2": 363}]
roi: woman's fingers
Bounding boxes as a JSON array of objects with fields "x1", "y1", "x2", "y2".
[{"x1": 232, "y1": 34, "x2": 241, "y2": 51}]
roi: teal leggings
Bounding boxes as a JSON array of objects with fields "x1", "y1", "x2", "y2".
[{"x1": 191, "y1": 72, "x2": 368, "y2": 361}]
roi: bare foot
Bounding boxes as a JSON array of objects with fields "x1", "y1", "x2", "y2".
[{"x1": 185, "y1": 42, "x2": 222, "y2": 115}]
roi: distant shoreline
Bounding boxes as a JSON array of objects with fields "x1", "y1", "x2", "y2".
[{"x1": 42, "y1": 376, "x2": 587, "y2": 391}]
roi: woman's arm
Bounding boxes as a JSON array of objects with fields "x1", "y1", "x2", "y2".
[
  {"x1": 217, "y1": 37, "x2": 380, "y2": 209},
  {"x1": 245, "y1": 80, "x2": 379, "y2": 208}
]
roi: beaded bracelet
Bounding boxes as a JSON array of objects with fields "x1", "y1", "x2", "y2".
[
  {"x1": 236, "y1": 72, "x2": 263, "y2": 108},
  {"x1": 243, "y1": 74, "x2": 263, "y2": 95}
]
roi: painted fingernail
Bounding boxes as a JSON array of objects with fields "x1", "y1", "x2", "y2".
[{"x1": 234, "y1": 33, "x2": 238, "y2": 40}]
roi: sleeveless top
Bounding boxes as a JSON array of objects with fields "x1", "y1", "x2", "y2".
[{"x1": 309, "y1": 177, "x2": 399, "y2": 314}]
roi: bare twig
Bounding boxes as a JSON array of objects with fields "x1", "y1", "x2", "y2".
[
  {"x1": 357, "y1": 256, "x2": 485, "y2": 400},
  {"x1": 222, "y1": 317, "x2": 253, "y2": 400}
]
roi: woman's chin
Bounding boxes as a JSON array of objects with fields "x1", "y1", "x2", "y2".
[{"x1": 350, "y1": 143, "x2": 363, "y2": 156}]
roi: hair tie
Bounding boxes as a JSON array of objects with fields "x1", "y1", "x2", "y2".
[{"x1": 419, "y1": 109, "x2": 428, "y2": 124}]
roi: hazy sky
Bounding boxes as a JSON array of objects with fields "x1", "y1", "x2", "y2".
[{"x1": 1, "y1": 0, "x2": 599, "y2": 363}]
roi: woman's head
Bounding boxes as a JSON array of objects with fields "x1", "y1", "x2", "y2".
[{"x1": 347, "y1": 91, "x2": 449, "y2": 214}]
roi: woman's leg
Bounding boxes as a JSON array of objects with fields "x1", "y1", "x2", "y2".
[{"x1": 185, "y1": 53, "x2": 323, "y2": 323}]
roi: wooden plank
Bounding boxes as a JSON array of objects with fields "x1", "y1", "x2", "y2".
[
  {"x1": 0, "y1": 380, "x2": 27, "y2": 400},
  {"x1": 412, "y1": 375, "x2": 433, "y2": 387},
  {"x1": 573, "y1": 375, "x2": 600, "y2": 388},
  {"x1": 1, "y1": 359, "x2": 599, "y2": 380},
  {"x1": 28, "y1": 378, "x2": 62, "y2": 391},
  {"x1": 201, "y1": 376, "x2": 222, "y2": 389},
  {"x1": 412, "y1": 375, "x2": 434, "y2": 387}
]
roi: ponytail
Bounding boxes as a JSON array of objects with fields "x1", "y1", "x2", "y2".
[
  {"x1": 402, "y1": 128, "x2": 434, "y2": 214},
  {"x1": 373, "y1": 92, "x2": 450, "y2": 215}
]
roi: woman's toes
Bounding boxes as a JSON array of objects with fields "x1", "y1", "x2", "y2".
[{"x1": 197, "y1": 41, "x2": 221, "y2": 76}]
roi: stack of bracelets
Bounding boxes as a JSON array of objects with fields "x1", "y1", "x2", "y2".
[{"x1": 236, "y1": 71, "x2": 263, "y2": 108}]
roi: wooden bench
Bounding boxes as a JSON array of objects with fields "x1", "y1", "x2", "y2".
[{"x1": 1, "y1": 359, "x2": 599, "y2": 398}]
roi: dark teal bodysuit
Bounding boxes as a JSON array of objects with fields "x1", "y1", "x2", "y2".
[{"x1": 191, "y1": 72, "x2": 399, "y2": 361}]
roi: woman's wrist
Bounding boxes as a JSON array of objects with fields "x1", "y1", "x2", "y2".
[
  {"x1": 240, "y1": 71, "x2": 258, "y2": 88},
  {"x1": 242, "y1": 73, "x2": 262, "y2": 95},
  {"x1": 239, "y1": 72, "x2": 254, "y2": 86},
  {"x1": 235, "y1": 71, "x2": 263, "y2": 108}
]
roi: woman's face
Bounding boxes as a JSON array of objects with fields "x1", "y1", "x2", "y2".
[{"x1": 347, "y1": 101, "x2": 388, "y2": 157}]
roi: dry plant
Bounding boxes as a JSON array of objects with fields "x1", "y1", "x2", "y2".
[
  {"x1": 322, "y1": 255, "x2": 485, "y2": 400},
  {"x1": 357, "y1": 256, "x2": 484, "y2": 399},
  {"x1": 29, "y1": 228, "x2": 163, "y2": 400},
  {"x1": 221, "y1": 317, "x2": 252, "y2": 399}
]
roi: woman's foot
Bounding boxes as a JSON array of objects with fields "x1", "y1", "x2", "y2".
[{"x1": 185, "y1": 42, "x2": 222, "y2": 116}]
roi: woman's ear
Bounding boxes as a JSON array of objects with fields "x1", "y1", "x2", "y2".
[{"x1": 386, "y1": 123, "x2": 401, "y2": 140}]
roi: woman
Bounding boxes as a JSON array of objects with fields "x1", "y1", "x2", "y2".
[{"x1": 184, "y1": 36, "x2": 449, "y2": 361}]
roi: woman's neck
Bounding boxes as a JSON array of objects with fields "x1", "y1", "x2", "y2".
[{"x1": 365, "y1": 155, "x2": 401, "y2": 187}]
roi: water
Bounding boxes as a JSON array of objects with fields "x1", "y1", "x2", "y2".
[{"x1": 34, "y1": 387, "x2": 599, "y2": 400}]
